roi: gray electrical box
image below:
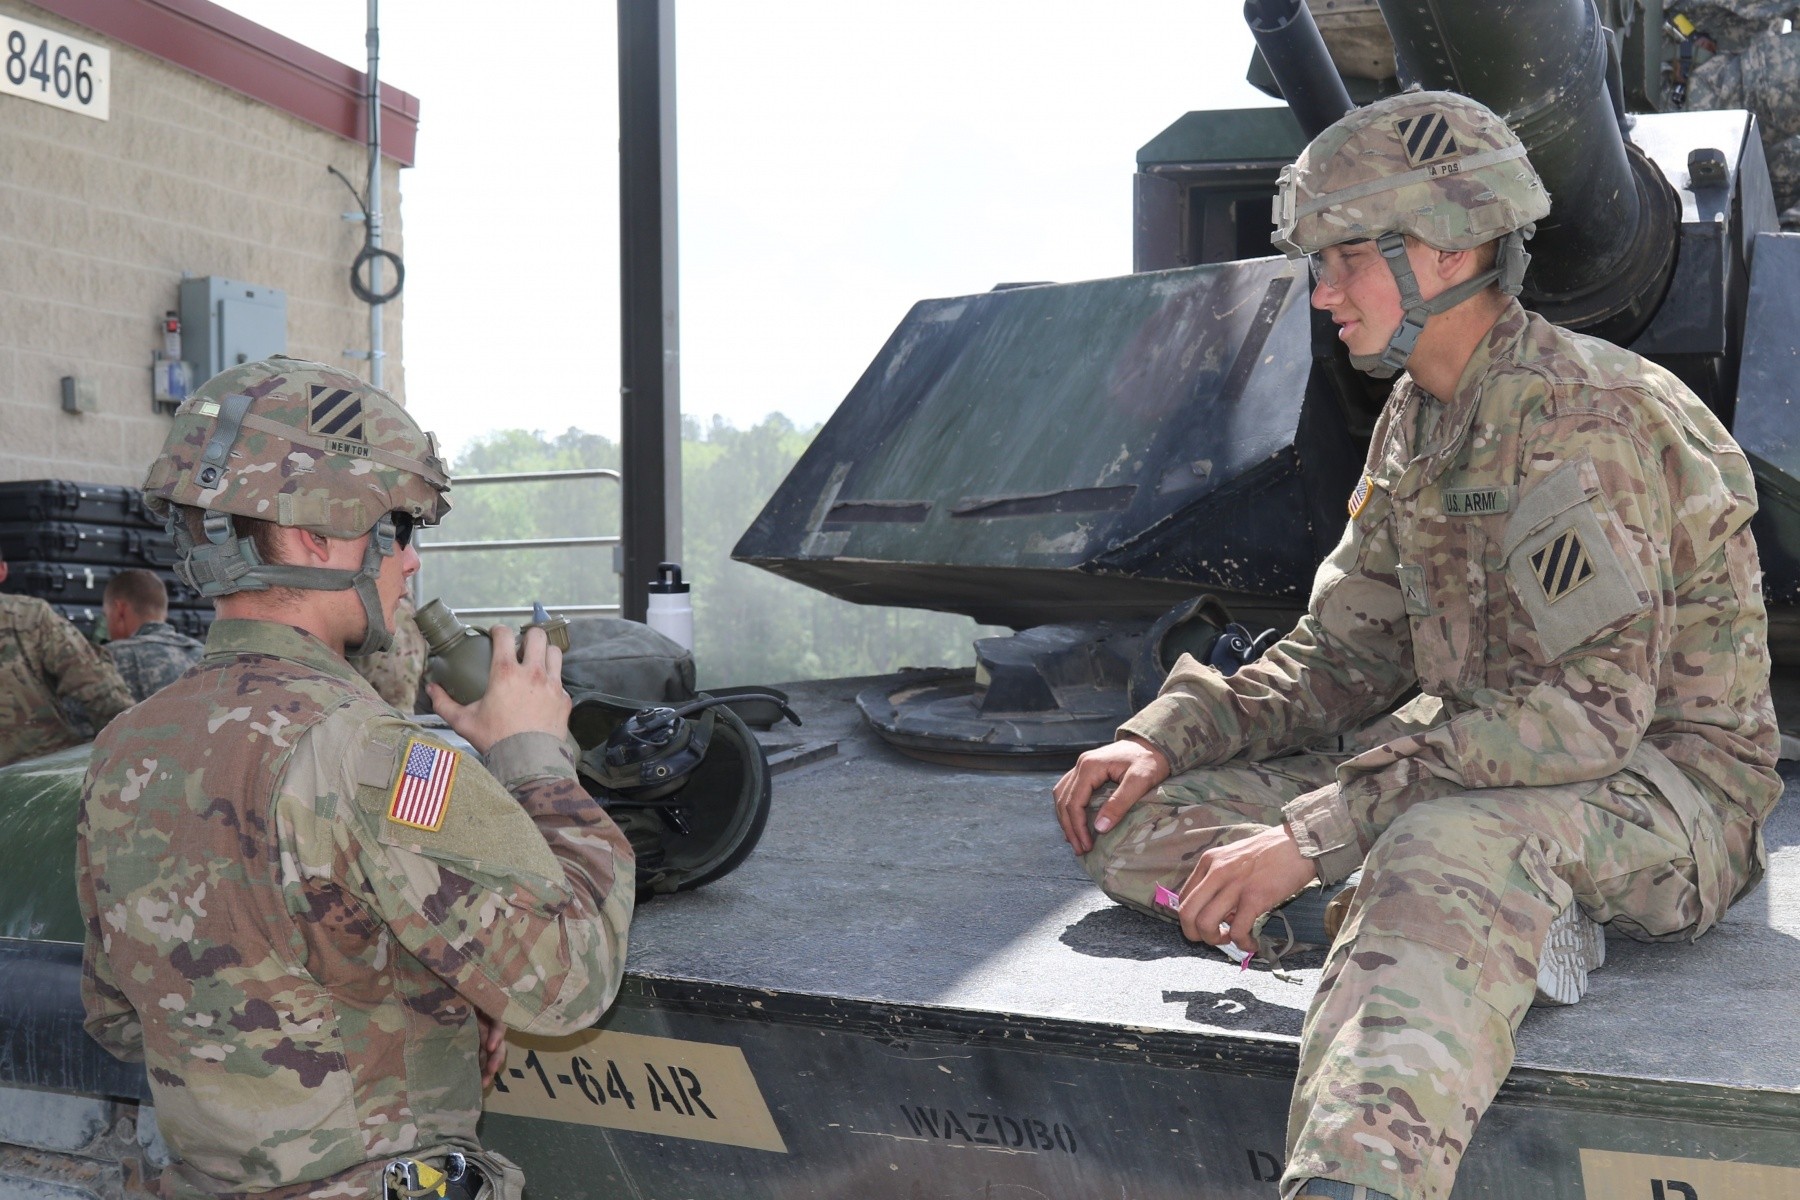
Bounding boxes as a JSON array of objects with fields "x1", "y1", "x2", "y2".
[{"x1": 177, "y1": 276, "x2": 287, "y2": 388}]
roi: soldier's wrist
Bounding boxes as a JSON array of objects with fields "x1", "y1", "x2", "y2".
[{"x1": 484, "y1": 730, "x2": 578, "y2": 787}]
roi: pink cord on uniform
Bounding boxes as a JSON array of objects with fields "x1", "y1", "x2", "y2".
[{"x1": 1155, "y1": 885, "x2": 1250, "y2": 970}]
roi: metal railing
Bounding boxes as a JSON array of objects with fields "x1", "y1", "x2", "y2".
[{"x1": 415, "y1": 468, "x2": 622, "y2": 620}]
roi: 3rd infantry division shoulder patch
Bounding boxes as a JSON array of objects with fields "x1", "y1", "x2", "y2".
[
  {"x1": 1531, "y1": 529, "x2": 1594, "y2": 603},
  {"x1": 388, "y1": 738, "x2": 459, "y2": 832}
]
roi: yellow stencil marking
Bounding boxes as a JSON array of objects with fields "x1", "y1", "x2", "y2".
[
  {"x1": 1580, "y1": 1147, "x2": 1800, "y2": 1200},
  {"x1": 486, "y1": 1028, "x2": 788, "y2": 1153}
]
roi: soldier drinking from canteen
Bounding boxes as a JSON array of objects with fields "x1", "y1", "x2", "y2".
[{"x1": 77, "y1": 358, "x2": 635, "y2": 1200}]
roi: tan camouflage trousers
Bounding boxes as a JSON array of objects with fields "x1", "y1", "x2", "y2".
[{"x1": 1079, "y1": 746, "x2": 1740, "y2": 1200}]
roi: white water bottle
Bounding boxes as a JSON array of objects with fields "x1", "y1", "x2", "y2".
[{"x1": 645, "y1": 561, "x2": 693, "y2": 651}]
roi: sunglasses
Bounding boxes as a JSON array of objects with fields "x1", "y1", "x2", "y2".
[
  {"x1": 389, "y1": 510, "x2": 417, "y2": 550},
  {"x1": 1307, "y1": 238, "x2": 1377, "y2": 290}
]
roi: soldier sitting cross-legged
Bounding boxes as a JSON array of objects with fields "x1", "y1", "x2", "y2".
[{"x1": 1053, "y1": 91, "x2": 1780, "y2": 1200}]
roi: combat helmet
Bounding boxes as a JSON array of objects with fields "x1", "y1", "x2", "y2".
[
  {"x1": 1272, "y1": 89, "x2": 1551, "y2": 378},
  {"x1": 142, "y1": 356, "x2": 450, "y2": 655}
]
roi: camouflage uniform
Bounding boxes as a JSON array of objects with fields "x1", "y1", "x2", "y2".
[
  {"x1": 1083, "y1": 94, "x2": 1781, "y2": 1200},
  {"x1": 0, "y1": 592, "x2": 133, "y2": 766},
  {"x1": 79, "y1": 619, "x2": 634, "y2": 1198},
  {"x1": 1679, "y1": 14, "x2": 1800, "y2": 222},
  {"x1": 77, "y1": 358, "x2": 636, "y2": 1199},
  {"x1": 353, "y1": 593, "x2": 428, "y2": 712},
  {"x1": 105, "y1": 619, "x2": 205, "y2": 702}
]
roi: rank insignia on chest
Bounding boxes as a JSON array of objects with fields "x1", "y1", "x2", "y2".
[
  {"x1": 1530, "y1": 529, "x2": 1595, "y2": 604},
  {"x1": 1348, "y1": 474, "x2": 1375, "y2": 519},
  {"x1": 1396, "y1": 562, "x2": 1431, "y2": 617},
  {"x1": 387, "y1": 737, "x2": 459, "y2": 832}
]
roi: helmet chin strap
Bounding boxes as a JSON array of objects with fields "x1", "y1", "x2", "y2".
[
  {"x1": 342, "y1": 530, "x2": 396, "y2": 658},
  {"x1": 1348, "y1": 229, "x2": 1530, "y2": 380},
  {"x1": 170, "y1": 513, "x2": 399, "y2": 657}
]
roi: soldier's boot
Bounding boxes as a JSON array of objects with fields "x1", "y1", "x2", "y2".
[
  {"x1": 1248, "y1": 869, "x2": 1362, "y2": 962},
  {"x1": 1292, "y1": 1181, "x2": 1397, "y2": 1200},
  {"x1": 1532, "y1": 901, "x2": 1606, "y2": 1007}
]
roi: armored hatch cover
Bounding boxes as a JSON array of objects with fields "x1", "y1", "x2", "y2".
[{"x1": 731, "y1": 257, "x2": 1363, "y2": 633}]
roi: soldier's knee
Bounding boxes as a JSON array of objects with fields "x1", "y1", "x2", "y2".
[
  {"x1": 1365, "y1": 795, "x2": 1536, "y2": 876},
  {"x1": 1349, "y1": 797, "x2": 1567, "y2": 952}
]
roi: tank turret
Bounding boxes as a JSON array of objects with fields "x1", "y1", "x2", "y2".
[{"x1": 738, "y1": 0, "x2": 1800, "y2": 666}]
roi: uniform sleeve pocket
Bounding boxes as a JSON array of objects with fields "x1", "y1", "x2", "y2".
[
  {"x1": 1501, "y1": 459, "x2": 1594, "y2": 559},
  {"x1": 1503, "y1": 459, "x2": 1651, "y2": 662}
]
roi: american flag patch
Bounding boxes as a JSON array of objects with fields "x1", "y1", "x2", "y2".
[
  {"x1": 387, "y1": 738, "x2": 459, "y2": 832},
  {"x1": 1347, "y1": 473, "x2": 1374, "y2": 519}
]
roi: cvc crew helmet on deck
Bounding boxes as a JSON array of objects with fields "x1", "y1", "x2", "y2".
[
  {"x1": 1273, "y1": 88, "x2": 1552, "y2": 378},
  {"x1": 142, "y1": 356, "x2": 451, "y2": 656}
]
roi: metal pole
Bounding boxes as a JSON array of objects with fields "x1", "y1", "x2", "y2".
[
  {"x1": 365, "y1": 0, "x2": 384, "y2": 387},
  {"x1": 617, "y1": 0, "x2": 682, "y2": 622}
]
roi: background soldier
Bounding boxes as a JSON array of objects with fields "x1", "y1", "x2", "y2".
[
  {"x1": 0, "y1": 550, "x2": 133, "y2": 765},
  {"x1": 77, "y1": 358, "x2": 634, "y2": 1200},
  {"x1": 102, "y1": 567, "x2": 204, "y2": 702},
  {"x1": 1054, "y1": 92, "x2": 1779, "y2": 1200}
]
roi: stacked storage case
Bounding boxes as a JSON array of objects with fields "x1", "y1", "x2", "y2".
[{"x1": 0, "y1": 481, "x2": 213, "y2": 640}]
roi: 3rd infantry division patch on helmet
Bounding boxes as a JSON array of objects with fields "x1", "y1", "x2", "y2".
[
  {"x1": 140, "y1": 357, "x2": 451, "y2": 654},
  {"x1": 1272, "y1": 88, "x2": 1552, "y2": 256},
  {"x1": 142, "y1": 356, "x2": 450, "y2": 541},
  {"x1": 308, "y1": 381, "x2": 371, "y2": 456}
]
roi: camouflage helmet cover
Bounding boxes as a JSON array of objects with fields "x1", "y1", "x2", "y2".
[
  {"x1": 1273, "y1": 89, "x2": 1551, "y2": 256},
  {"x1": 142, "y1": 356, "x2": 450, "y2": 537}
]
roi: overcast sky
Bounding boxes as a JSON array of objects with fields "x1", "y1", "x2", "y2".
[{"x1": 211, "y1": 1, "x2": 1275, "y2": 458}]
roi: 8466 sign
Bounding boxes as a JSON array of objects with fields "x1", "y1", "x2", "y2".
[{"x1": 2, "y1": 16, "x2": 109, "y2": 120}]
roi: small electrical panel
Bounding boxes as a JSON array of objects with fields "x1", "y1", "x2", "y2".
[
  {"x1": 177, "y1": 276, "x2": 288, "y2": 389},
  {"x1": 152, "y1": 310, "x2": 191, "y2": 414}
]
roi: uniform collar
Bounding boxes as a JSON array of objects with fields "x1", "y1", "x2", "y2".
[
  {"x1": 1380, "y1": 297, "x2": 1529, "y2": 499},
  {"x1": 202, "y1": 619, "x2": 362, "y2": 685}
]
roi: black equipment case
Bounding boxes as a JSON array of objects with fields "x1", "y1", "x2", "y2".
[{"x1": 0, "y1": 481, "x2": 160, "y2": 530}]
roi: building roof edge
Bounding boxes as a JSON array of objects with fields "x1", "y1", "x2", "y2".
[{"x1": 28, "y1": 0, "x2": 420, "y2": 165}]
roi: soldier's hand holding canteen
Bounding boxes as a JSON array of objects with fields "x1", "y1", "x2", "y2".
[{"x1": 427, "y1": 624, "x2": 571, "y2": 755}]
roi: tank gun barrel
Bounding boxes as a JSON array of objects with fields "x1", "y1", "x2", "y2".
[
  {"x1": 1243, "y1": 0, "x2": 1354, "y2": 140},
  {"x1": 1376, "y1": 0, "x2": 1678, "y2": 342}
]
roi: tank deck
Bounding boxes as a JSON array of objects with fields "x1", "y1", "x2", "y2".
[
  {"x1": 622, "y1": 675, "x2": 1800, "y2": 1079},
  {"x1": 6, "y1": 674, "x2": 1797, "y2": 1197},
  {"x1": 478, "y1": 674, "x2": 1800, "y2": 1199}
]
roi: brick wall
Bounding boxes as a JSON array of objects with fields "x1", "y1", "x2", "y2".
[{"x1": 0, "y1": 0, "x2": 405, "y2": 485}]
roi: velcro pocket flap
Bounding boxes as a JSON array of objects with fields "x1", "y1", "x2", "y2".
[
  {"x1": 1502, "y1": 459, "x2": 1594, "y2": 560},
  {"x1": 1503, "y1": 460, "x2": 1650, "y2": 661}
]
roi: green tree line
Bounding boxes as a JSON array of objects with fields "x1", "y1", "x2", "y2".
[{"x1": 419, "y1": 416, "x2": 992, "y2": 688}]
